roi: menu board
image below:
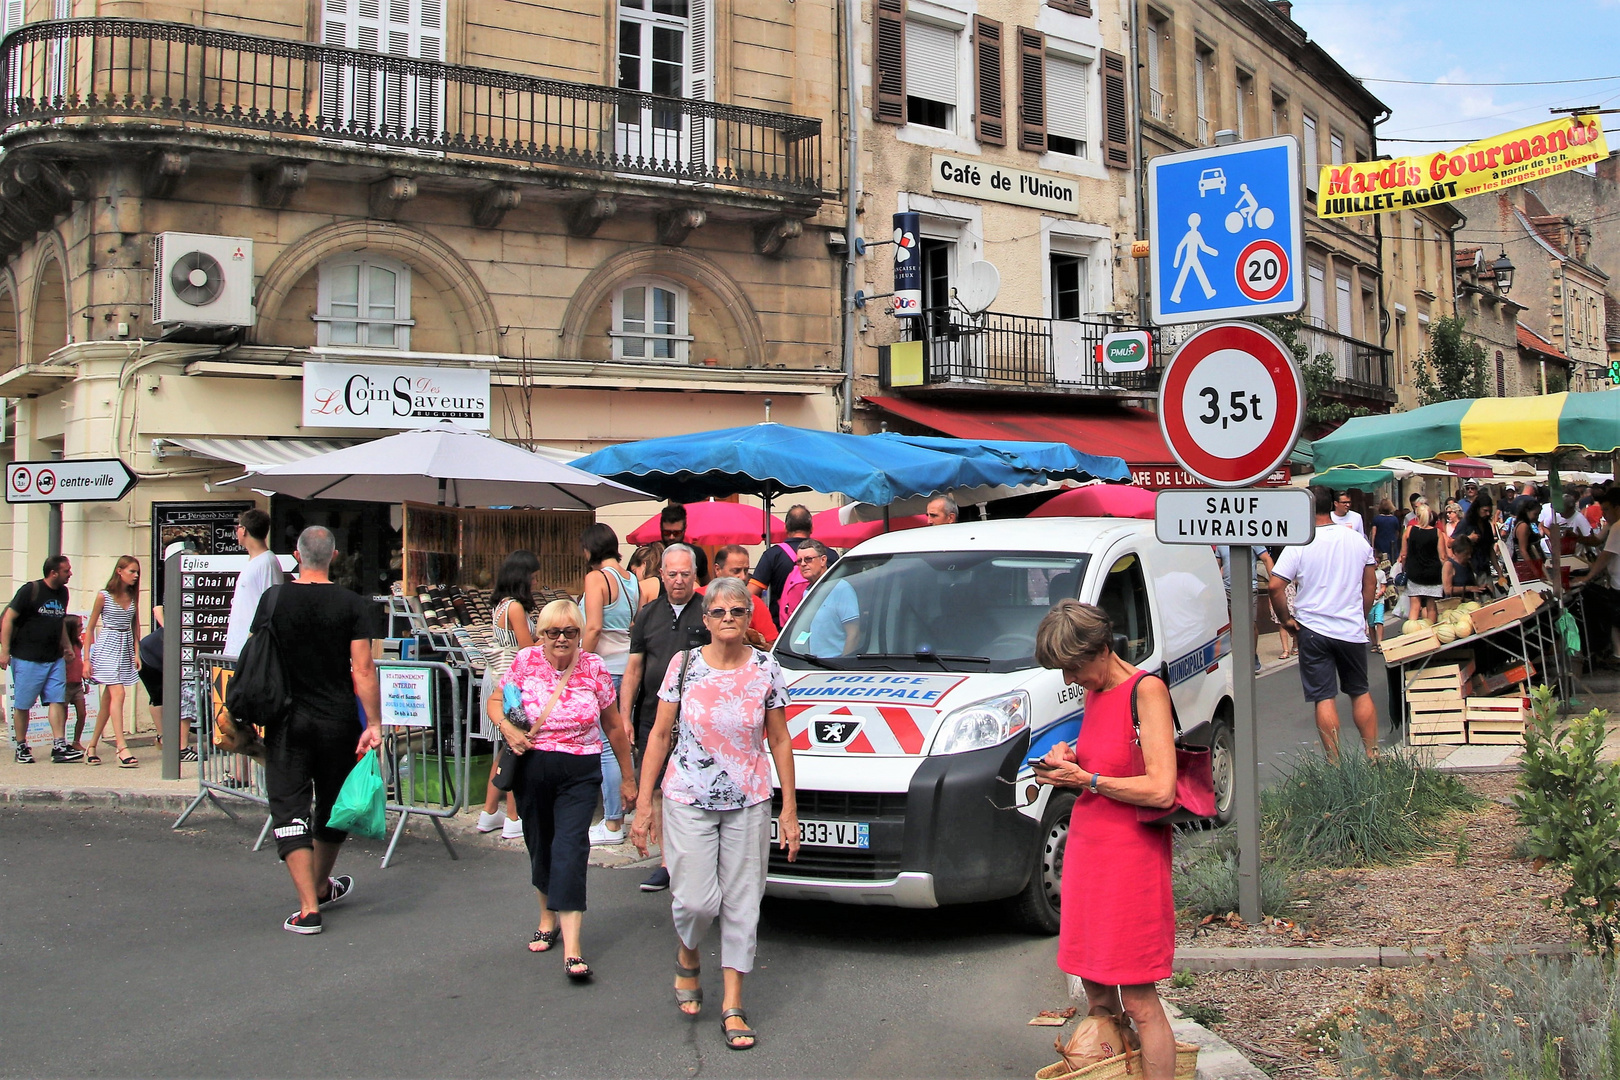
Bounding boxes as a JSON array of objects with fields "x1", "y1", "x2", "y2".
[{"x1": 151, "y1": 501, "x2": 253, "y2": 609}]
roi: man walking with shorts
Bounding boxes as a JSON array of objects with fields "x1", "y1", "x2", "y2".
[
  {"x1": 1268, "y1": 487, "x2": 1379, "y2": 760},
  {"x1": 251, "y1": 526, "x2": 382, "y2": 934},
  {"x1": 1, "y1": 556, "x2": 79, "y2": 764}
]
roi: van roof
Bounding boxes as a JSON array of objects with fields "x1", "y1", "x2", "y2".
[{"x1": 841, "y1": 517, "x2": 1155, "y2": 556}]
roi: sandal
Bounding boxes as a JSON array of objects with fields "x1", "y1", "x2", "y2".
[
  {"x1": 720, "y1": 1008, "x2": 756, "y2": 1050},
  {"x1": 85, "y1": 753, "x2": 102, "y2": 766},
  {"x1": 563, "y1": 956, "x2": 593, "y2": 981},
  {"x1": 116, "y1": 750, "x2": 138, "y2": 768},
  {"x1": 675, "y1": 959, "x2": 703, "y2": 1015},
  {"x1": 528, "y1": 927, "x2": 561, "y2": 953}
]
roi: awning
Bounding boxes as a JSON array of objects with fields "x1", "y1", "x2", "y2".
[
  {"x1": 155, "y1": 437, "x2": 356, "y2": 469},
  {"x1": 1445, "y1": 457, "x2": 1495, "y2": 479}
]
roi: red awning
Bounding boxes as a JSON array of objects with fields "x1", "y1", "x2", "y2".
[
  {"x1": 864, "y1": 396, "x2": 1290, "y2": 489},
  {"x1": 1446, "y1": 458, "x2": 1495, "y2": 479}
]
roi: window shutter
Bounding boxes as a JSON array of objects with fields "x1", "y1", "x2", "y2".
[
  {"x1": 1044, "y1": 53, "x2": 1086, "y2": 147},
  {"x1": 1017, "y1": 26, "x2": 1045, "y2": 153},
  {"x1": 3, "y1": 0, "x2": 23, "y2": 33},
  {"x1": 1047, "y1": 0, "x2": 1093, "y2": 17},
  {"x1": 904, "y1": 20, "x2": 956, "y2": 107},
  {"x1": 874, "y1": 0, "x2": 906, "y2": 124},
  {"x1": 973, "y1": 15, "x2": 1004, "y2": 146},
  {"x1": 1101, "y1": 48, "x2": 1129, "y2": 168},
  {"x1": 688, "y1": 0, "x2": 713, "y2": 102}
]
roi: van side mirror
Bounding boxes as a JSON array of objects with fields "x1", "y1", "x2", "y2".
[{"x1": 1111, "y1": 633, "x2": 1129, "y2": 658}]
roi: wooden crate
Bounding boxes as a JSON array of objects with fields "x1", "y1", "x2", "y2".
[
  {"x1": 1470, "y1": 661, "x2": 1537, "y2": 697},
  {"x1": 1465, "y1": 695, "x2": 1527, "y2": 745},
  {"x1": 1410, "y1": 727, "x2": 1467, "y2": 746},
  {"x1": 1468, "y1": 722, "x2": 1526, "y2": 745},
  {"x1": 1469, "y1": 589, "x2": 1544, "y2": 634},
  {"x1": 1383, "y1": 627, "x2": 1440, "y2": 663},
  {"x1": 1407, "y1": 661, "x2": 1477, "y2": 697}
]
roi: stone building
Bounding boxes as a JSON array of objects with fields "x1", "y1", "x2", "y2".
[
  {"x1": 1452, "y1": 245, "x2": 1526, "y2": 398},
  {"x1": 1381, "y1": 200, "x2": 1461, "y2": 411},
  {"x1": 0, "y1": 0, "x2": 845, "y2": 600}
]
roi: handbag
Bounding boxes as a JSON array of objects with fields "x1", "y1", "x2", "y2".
[
  {"x1": 490, "y1": 656, "x2": 575, "y2": 793},
  {"x1": 225, "y1": 585, "x2": 292, "y2": 732},
  {"x1": 1130, "y1": 674, "x2": 1216, "y2": 827}
]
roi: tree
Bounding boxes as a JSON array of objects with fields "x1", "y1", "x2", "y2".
[
  {"x1": 1413, "y1": 314, "x2": 1488, "y2": 406},
  {"x1": 1254, "y1": 315, "x2": 1368, "y2": 429}
]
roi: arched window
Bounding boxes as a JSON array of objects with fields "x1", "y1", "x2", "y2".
[
  {"x1": 611, "y1": 278, "x2": 689, "y2": 362},
  {"x1": 316, "y1": 254, "x2": 413, "y2": 349}
]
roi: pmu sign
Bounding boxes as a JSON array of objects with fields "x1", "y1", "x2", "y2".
[{"x1": 6, "y1": 458, "x2": 138, "y2": 503}]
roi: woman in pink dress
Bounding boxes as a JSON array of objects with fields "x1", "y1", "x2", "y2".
[{"x1": 1032, "y1": 600, "x2": 1179, "y2": 1080}]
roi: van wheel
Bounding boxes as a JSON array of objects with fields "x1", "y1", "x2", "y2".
[
  {"x1": 1210, "y1": 718, "x2": 1235, "y2": 826},
  {"x1": 1012, "y1": 791, "x2": 1074, "y2": 935}
]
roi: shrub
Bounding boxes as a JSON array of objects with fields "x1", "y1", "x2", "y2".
[
  {"x1": 1172, "y1": 830, "x2": 1294, "y2": 918},
  {"x1": 1261, "y1": 746, "x2": 1478, "y2": 868},
  {"x1": 1337, "y1": 952, "x2": 1620, "y2": 1079},
  {"x1": 1512, "y1": 685, "x2": 1620, "y2": 951}
]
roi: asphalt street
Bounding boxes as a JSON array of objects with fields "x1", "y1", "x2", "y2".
[{"x1": 1252, "y1": 655, "x2": 1398, "y2": 779}]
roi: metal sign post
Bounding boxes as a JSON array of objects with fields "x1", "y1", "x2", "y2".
[{"x1": 1155, "y1": 321, "x2": 1308, "y2": 925}]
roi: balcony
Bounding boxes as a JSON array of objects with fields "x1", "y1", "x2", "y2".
[
  {"x1": 886, "y1": 309, "x2": 1162, "y2": 397},
  {"x1": 1297, "y1": 321, "x2": 1396, "y2": 403},
  {"x1": 0, "y1": 18, "x2": 822, "y2": 200}
]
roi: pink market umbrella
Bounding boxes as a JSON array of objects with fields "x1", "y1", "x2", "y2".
[
  {"x1": 811, "y1": 507, "x2": 929, "y2": 548},
  {"x1": 627, "y1": 501, "x2": 786, "y2": 546},
  {"x1": 1029, "y1": 484, "x2": 1157, "y2": 520}
]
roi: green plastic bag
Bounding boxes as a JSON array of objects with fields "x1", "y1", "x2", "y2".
[{"x1": 327, "y1": 750, "x2": 387, "y2": 839}]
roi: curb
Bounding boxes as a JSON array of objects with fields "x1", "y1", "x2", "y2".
[
  {"x1": 1163, "y1": 1003, "x2": 1268, "y2": 1080},
  {"x1": 1174, "y1": 941, "x2": 1575, "y2": 972}
]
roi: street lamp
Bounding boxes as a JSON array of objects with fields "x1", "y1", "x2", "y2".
[{"x1": 1490, "y1": 249, "x2": 1515, "y2": 297}]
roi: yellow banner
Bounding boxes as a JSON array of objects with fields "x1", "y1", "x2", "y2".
[{"x1": 1317, "y1": 115, "x2": 1609, "y2": 218}]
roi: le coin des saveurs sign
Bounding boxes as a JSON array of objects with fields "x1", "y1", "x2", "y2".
[
  {"x1": 302, "y1": 361, "x2": 491, "y2": 430},
  {"x1": 932, "y1": 155, "x2": 1079, "y2": 214}
]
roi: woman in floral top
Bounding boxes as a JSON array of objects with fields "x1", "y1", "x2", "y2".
[
  {"x1": 631, "y1": 576, "x2": 799, "y2": 1051},
  {"x1": 492, "y1": 599, "x2": 637, "y2": 982}
]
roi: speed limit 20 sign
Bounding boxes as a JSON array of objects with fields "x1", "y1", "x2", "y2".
[{"x1": 1158, "y1": 321, "x2": 1304, "y2": 488}]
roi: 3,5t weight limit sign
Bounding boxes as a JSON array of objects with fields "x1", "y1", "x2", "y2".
[{"x1": 1196, "y1": 387, "x2": 1266, "y2": 430}]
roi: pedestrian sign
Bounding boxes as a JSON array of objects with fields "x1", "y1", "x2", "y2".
[{"x1": 1147, "y1": 135, "x2": 1303, "y2": 326}]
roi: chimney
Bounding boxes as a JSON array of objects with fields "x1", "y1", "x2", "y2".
[
  {"x1": 1599, "y1": 150, "x2": 1620, "y2": 185},
  {"x1": 1272, "y1": 0, "x2": 1293, "y2": 18}
]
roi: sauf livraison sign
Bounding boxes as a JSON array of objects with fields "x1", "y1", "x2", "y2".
[{"x1": 302, "y1": 362, "x2": 491, "y2": 430}]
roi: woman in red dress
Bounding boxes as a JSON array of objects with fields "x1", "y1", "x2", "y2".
[{"x1": 1033, "y1": 600, "x2": 1179, "y2": 1080}]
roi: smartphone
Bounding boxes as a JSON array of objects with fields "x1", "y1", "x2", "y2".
[{"x1": 1026, "y1": 755, "x2": 1053, "y2": 769}]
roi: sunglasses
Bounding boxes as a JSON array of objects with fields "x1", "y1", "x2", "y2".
[
  {"x1": 540, "y1": 627, "x2": 581, "y2": 641},
  {"x1": 705, "y1": 606, "x2": 751, "y2": 620}
]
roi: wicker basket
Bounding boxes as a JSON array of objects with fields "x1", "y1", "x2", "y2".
[{"x1": 1034, "y1": 1041, "x2": 1199, "y2": 1080}]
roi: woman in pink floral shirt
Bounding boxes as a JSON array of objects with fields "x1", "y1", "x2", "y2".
[
  {"x1": 491, "y1": 598, "x2": 637, "y2": 982},
  {"x1": 631, "y1": 576, "x2": 799, "y2": 1051}
]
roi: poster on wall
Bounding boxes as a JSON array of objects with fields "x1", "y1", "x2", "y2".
[{"x1": 151, "y1": 501, "x2": 254, "y2": 609}]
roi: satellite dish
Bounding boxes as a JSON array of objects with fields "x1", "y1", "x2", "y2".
[{"x1": 956, "y1": 260, "x2": 1001, "y2": 315}]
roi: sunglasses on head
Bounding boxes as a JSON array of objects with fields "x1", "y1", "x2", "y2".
[
  {"x1": 540, "y1": 627, "x2": 581, "y2": 641},
  {"x1": 705, "y1": 605, "x2": 751, "y2": 620}
]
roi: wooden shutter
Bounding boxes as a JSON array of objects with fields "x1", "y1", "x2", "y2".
[
  {"x1": 972, "y1": 15, "x2": 1004, "y2": 145},
  {"x1": 3, "y1": 0, "x2": 23, "y2": 32},
  {"x1": 1017, "y1": 26, "x2": 1044, "y2": 153},
  {"x1": 874, "y1": 0, "x2": 906, "y2": 124},
  {"x1": 1101, "y1": 47, "x2": 1129, "y2": 168},
  {"x1": 1047, "y1": 0, "x2": 1093, "y2": 17}
]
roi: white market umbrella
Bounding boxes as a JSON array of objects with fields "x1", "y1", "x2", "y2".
[{"x1": 221, "y1": 426, "x2": 650, "y2": 510}]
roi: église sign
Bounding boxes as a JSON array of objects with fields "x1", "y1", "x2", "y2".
[
  {"x1": 931, "y1": 155, "x2": 1078, "y2": 214},
  {"x1": 302, "y1": 361, "x2": 491, "y2": 430}
]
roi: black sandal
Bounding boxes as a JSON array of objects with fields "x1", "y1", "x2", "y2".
[
  {"x1": 675, "y1": 959, "x2": 703, "y2": 1015},
  {"x1": 720, "y1": 1008, "x2": 756, "y2": 1050},
  {"x1": 564, "y1": 956, "x2": 593, "y2": 981},
  {"x1": 528, "y1": 927, "x2": 560, "y2": 953}
]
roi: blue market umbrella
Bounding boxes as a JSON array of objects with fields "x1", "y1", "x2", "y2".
[{"x1": 872, "y1": 433, "x2": 1130, "y2": 484}]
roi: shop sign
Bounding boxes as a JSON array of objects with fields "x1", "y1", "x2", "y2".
[
  {"x1": 302, "y1": 361, "x2": 491, "y2": 430},
  {"x1": 1132, "y1": 465, "x2": 1289, "y2": 490},
  {"x1": 1318, "y1": 114, "x2": 1608, "y2": 219},
  {"x1": 931, "y1": 154, "x2": 1079, "y2": 214}
]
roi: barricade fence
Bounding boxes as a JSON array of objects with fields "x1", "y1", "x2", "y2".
[{"x1": 173, "y1": 653, "x2": 466, "y2": 868}]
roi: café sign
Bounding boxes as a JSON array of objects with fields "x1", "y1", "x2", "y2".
[
  {"x1": 931, "y1": 155, "x2": 1079, "y2": 214},
  {"x1": 302, "y1": 361, "x2": 491, "y2": 430}
]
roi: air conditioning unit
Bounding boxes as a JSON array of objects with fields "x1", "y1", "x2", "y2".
[{"x1": 152, "y1": 232, "x2": 256, "y2": 327}]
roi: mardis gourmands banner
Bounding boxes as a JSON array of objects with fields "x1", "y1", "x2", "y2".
[{"x1": 1318, "y1": 114, "x2": 1608, "y2": 219}]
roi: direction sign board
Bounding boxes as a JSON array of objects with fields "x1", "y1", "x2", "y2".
[
  {"x1": 1147, "y1": 135, "x2": 1303, "y2": 326},
  {"x1": 6, "y1": 458, "x2": 137, "y2": 503},
  {"x1": 1154, "y1": 488, "x2": 1315, "y2": 546},
  {"x1": 1158, "y1": 321, "x2": 1304, "y2": 488}
]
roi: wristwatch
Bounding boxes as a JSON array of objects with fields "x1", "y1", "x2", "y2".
[{"x1": 1089, "y1": 773, "x2": 1101, "y2": 794}]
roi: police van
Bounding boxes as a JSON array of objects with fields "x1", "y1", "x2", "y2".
[{"x1": 767, "y1": 518, "x2": 1234, "y2": 933}]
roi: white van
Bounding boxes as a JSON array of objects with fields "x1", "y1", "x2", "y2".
[{"x1": 767, "y1": 518, "x2": 1234, "y2": 933}]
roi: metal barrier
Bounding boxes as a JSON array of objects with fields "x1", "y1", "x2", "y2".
[{"x1": 172, "y1": 654, "x2": 468, "y2": 868}]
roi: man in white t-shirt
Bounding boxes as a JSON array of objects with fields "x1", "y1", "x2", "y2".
[
  {"x1": 1575, "y1": 488, "x2": 1620, "y2": 665},
  {"x1": 1268, "y1": 487, "x2": 1378, "y2": 759},
  {"x1": 1330, "y1": 491, "x2": 1366, "y2": 537},
  {"x1": 224, "y1": 508, "x2": 285, "y2": 658}
]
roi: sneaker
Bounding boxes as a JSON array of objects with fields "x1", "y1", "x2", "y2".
[
  {"x1": 14, "y1": 744, "x2": 34, "y2": 764},
  {"x1": 500, "y1": 818, "x2": 525, "y2": 840},
  {"x1": 283, "y1": 910, "x2": 323, "y2": 935},
  {"x1": 52, "y1": 743, "x2": 84, "y2": 763},
  {"x1": 589, "y1": 821, "x2": 627, "y2": 846},
  {"x1": 319, "y1": 875, "x2": 353, "y2": 909},
  {"x1": 475, "y1": 809, "x2": 507, "y2": 833},
  {"x1": 640, "y1": 866, "x2": 671, "y2": 893},
  {"x1": 179, "y1": 747, "x2": 198, "y2": 762}
]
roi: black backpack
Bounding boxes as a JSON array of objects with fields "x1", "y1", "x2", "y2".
[{"x1": 225, "y1": 585, "x2": 293, "y2": 730}]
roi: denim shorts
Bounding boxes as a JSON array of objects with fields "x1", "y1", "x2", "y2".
[{"x1": 11, "y1": 657, "x2": 67, "y2": 709}]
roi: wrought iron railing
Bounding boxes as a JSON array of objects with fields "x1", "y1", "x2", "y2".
[
  {"x1": 1299, "y1": 321, "x2": 1393, "y2": 398},
  {"x1": 0, "y1": 18, "x2": 822, "y2": 197},
  {"x1": 913, "y1": 309, "x2": 1162, "y2": 392}
]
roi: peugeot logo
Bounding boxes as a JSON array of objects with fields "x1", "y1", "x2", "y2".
[{"x1": 813, "y1": 719, "x2": 860, "y2": 745}]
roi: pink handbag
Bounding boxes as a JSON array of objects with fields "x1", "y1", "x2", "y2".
[{"x1": 1128, "y1": 676, "x2": 1217, "y2": 827}]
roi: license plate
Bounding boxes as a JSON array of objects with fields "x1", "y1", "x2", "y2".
[{"x1": 771, "y1": 817, "x2": 870, "y2": 849}]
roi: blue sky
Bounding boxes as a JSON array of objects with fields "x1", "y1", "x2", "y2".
[{"x1": 1287, "y1": 0, "x2": 1620, "y2": 153}]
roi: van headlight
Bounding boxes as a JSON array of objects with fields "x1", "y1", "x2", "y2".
[{"x1": 931, "y1": 692, "x2": 1031, "y2": 755}]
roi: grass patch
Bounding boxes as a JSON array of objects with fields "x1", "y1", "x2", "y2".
[
  {"x1": 1179, "y1": 1001, "x2": 1226, "y2": 1028},
  {"x1": 1260, "y1": 746, "x2": 1478, "y2": 869},
  {"x1": 1173, "y1": 830, "x2": 1295, "y2": 918},
  {"x1": 1337, "y1": 952, "x2": 1620, "y2": 1079}
]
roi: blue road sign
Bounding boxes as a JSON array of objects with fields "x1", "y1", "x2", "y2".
[{"x1": 1147, "y1": 135, "x2": 1303, "y2": 326}]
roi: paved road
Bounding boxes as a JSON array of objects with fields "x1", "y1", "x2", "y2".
[{"x1": 1253, "y1": 655, "x2": 1396, "y2": 783}]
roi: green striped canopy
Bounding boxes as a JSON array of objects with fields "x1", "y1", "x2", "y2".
[{"x1": 1308, "y1": 467, "x2": 1395, "y2": 491}]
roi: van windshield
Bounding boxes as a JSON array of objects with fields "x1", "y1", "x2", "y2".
[{"x1": 775, "y1": 550, "x2": 1090, "y2": 673}]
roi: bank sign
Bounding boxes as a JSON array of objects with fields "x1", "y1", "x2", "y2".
[
  {"x1": 302, "y1": 361, "x2": 491, "y2": 430},
  {"x1": 932, "y1": 155, "x2": 1078, "y2": 214}
]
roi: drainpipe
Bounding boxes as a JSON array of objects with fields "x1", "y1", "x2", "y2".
[
  {"x1": 1128, "y1": 0, "x2": 1148, "y2": 326},
  {"x1": 839, "y1": 0, "x2": 862, "y2": 432},
  {"x1": 1370, "y1": 107, "x2": 1390, "y2": 395}
]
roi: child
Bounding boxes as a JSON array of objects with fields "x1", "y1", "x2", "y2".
[
  {"x1": 64, "y1": 615, "x2": 89, "y2": 755},
  {"x1": 1368, "y1": 563, "x2": 1391, "y2": 653}
]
